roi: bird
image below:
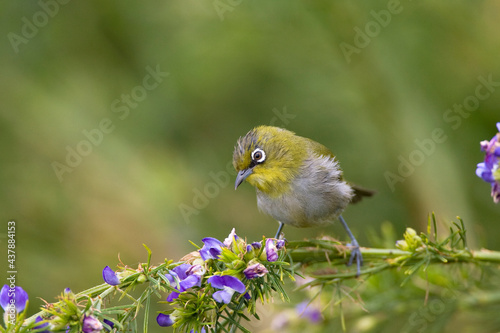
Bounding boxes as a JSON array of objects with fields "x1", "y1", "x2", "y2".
[{"x1": 232, "y1": 125, "x2": 374, "y2": 276}]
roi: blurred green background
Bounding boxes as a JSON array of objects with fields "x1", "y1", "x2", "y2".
[{"x1": 1, "y1": 0, "x2": 499, "y2": 331}]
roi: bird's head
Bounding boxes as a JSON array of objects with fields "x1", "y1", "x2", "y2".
[{"x1": 232, "y1": 126, "x2": 306, "y2": 196}]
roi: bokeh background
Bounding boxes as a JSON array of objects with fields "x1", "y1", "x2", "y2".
[{"x1": 1, "y1": 0, "x2": 499, "y2": 332}]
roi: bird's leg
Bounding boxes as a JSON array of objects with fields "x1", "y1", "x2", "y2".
[
  {"x1": 338, "y1": 215, "x2": 363, "y2": 276},
  {"x1": 275, "y1": 221, "x2": 285, "y2": 239}
]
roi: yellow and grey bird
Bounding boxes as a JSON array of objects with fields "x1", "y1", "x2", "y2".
[{"x1": 232, "y1": 125, "x2": 374, "y2": 275}]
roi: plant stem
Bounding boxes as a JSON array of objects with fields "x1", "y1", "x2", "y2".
[{"x1": 286, "y1": 240, "x2": 500, "y2": 274}]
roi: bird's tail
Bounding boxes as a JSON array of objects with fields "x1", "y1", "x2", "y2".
[{"x1": 350, "y1": 184, "x2": 376, "y2": 203}]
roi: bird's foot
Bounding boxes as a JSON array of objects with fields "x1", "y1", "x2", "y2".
[
  {"x1": 275, "y1": 222, "x2": 285, "y2": 239},
  {"x1": 346, "y1": 239, "x2": 363, "y2": 277}
]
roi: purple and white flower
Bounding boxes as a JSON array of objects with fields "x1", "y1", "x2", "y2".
[
  {"x1": 165, "y1": 264, "x2": 203, "y2": 302},
  {"x1": 476, "y1": 122, "x2": 500, "y2": 203},
  {"x1": 207, "y1": 275, "x2": 246, "y2": 304},
  {"x1": 157, "y1": 313, "x2": 175, "y2": 327},
  {"x1": 265, "y1": 239, "x2": 279, "y2": 262},
  {"x1": 82, "y1": 315, "x2": 103, "y2": 333},
  {"x1": 243, "y1": 262, "x2": 268, "y2": 279},
  {"x1": 199, "y1": 237, "x2": 224, "y2": 261}
]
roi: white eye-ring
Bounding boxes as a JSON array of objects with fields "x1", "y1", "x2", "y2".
[{"x1": 251, "y1": 148, "x2": 266, "y2": 163}]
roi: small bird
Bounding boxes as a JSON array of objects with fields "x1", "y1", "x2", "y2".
[{"x1": 233, "y1": 126, "x2": 374, "y2": 275}]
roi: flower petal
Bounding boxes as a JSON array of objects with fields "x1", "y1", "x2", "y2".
[
  {"x1": 251, "y1": 242, "x2": 262, "y2": 249},
  {"x1": 157, "y1": 313, "x2": 175, "y2": 327},
  {"x1": 165, "y1": 273, "x2": 176, "y2": 287},
  {"x1": 0, "y1": 285, "x2": 8, "y2": 310},
  {"x1": 223, "y1": 228, "x2": 238, "y2": 248},
  {"x1": 179, "y1": 275, "x2": 201, "y2": 291},
  {"x1": 171, "y1": 264, "x2": 192, "y2": 280},
  {"x1": 265, "y1": 239, "x2": 278, "y2": 262},
  {"x1": 212, "y1": 289, "x2": 234, "y2": 304},
  {"x1": 208, "y1": 275, "x2": 246, "y2": 293},
  {"x1": 243, "y1": 263, "x2": 268, "y2": 279},
  {"x1": 199, "y1": 238, "x2": 224, "y2": 261},
  {"x1": 82, "y1": 315, "x2": 103, "y2": 333},
  {"x1": 0, "y1": 285, "x2": 29, "y2": 313},
  {"x1": 480, "y1": 140, "x2": 490, "y2": 151},
  {"x1": 102, "y1": 266, "x2": 120, "y2": 286},
  {"x1": 186, "y1": 264, "x2": 205, "y2": 277},
  {"x1": 103, "y1": 319, "x2": 115, "y2": 331},
  {"x1": 14, "y1": 287, "x2": 28, "y2": 313},
  {"x1": 167, "y1": 291, "x2": 180, "y2": 302}
]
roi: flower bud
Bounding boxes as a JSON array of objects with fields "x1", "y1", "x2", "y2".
[
  {"x1": 244, "y1": 244, "x2": 256, "y2": 261},
  {"x1": 230, "y1": 259, "x2": 246, "y2": 270},
  {"x1": 405, "y1": 228, "x2": 417, "y2": 238},
  {"x1": 137, "y1": 274, "x2": 147, "y2": 283},
  {"x1": 395, "y1": 240, "x2": 408, "y2": 251}
]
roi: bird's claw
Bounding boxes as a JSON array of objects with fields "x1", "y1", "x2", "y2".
[{"x1": 346, "y1": 239, "x2": 363, "y2": 277}]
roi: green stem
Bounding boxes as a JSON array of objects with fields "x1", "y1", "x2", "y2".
[{"x1": 286, "y1": 240, "x2": 500, "y2": 278}]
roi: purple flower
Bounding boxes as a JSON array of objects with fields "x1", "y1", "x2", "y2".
[
  {"x1": 0, "y1": 285, "x2": 28, "y2": 313},
  {"x1": 243, "y1": 263, "x2": 268, "y2": 279},
  {"x1": 207, "y1": 275, "x2": 246, "y2": 304},
  {"x1": 276, "y1": 239, "x2": 286, "y2": 250},
  {"x1": 102, "y1": 266, "x2": 120, "y2": 286},
  {"x1": 82, "y1": 315, "x2": 103, "y2": 333},
  {"x1": 265, "y1": 239, "x2": 278, "y2": 262},
  {"x1": 476, "y1": 122, "x2": 500, "y2": 203},
  {"x1": 157, "y1": 313, "x2": 175, "y2": 327},
  {"x1": 476, "y1": 162, "x2": 494, "y2": 182},
  {"x1": 34, "y1": 316, "x2": 51, "y2": 333},
  {"x1": 199, "y1": 237, "x2": 224, "y2": 261},
  {"x1": 165, "y1": 264, "x2": 203, "y2": 302},
  {"x1": 296, "y1": 302, "x2": 322, "y2": 323}
]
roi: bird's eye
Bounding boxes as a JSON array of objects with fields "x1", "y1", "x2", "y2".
[{"x1": 251, "y1": 148, "x2": 266, "y2": 163}]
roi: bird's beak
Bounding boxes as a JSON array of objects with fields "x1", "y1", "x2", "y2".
[{"x1": 235, "y1": 168, "x2": 253, "y2": 190}]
